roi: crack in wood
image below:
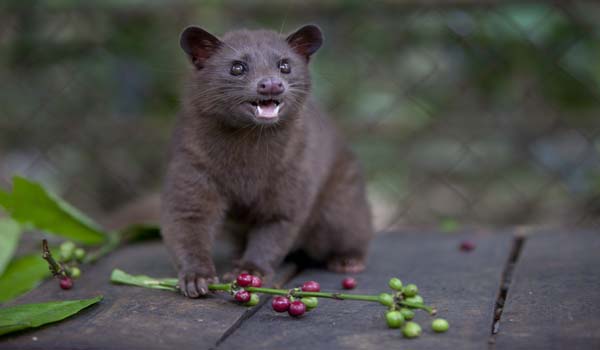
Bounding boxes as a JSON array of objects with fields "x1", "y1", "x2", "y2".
[{"x1": 488, "y1": 235, "x2": 525, "y2": 346}]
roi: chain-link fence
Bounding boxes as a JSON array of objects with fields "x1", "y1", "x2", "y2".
[{"x1": 1, "y1": 1, "x2": 599, "y2": 232}]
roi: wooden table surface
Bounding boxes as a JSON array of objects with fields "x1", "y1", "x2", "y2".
[{"x1": 1, "y1": 230, "x2": 598, "y2": 350}]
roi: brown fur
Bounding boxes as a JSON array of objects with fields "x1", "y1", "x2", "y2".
[{"x1": 161, "y1": 25, "x2": 373, "y2": 298}]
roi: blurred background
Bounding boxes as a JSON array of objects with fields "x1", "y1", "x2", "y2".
[{"x1": 1, "y1": 0, "x2": 599, "y2": 232}]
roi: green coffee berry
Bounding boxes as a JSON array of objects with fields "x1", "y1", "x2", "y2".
[
  {"x1": 388, "y1": 277, "x2": 403, "y2": 291},
  {"x1": 60, "y1": 241, "x2": 76, "y2": 253},
  {"x1": 432, "y1": 318, "x2": 449, "y2": 332},
  {"x1": 402, "y1": 321, "x2": 422, "y2": 338},
  {"x1": 60, "y1": 250, "x2": 72, "y2": 262},
  {"x1": 74, "y1": 248, "x2": 86, "y2": 261},
  {"x1": 399, "y1": 308, "x2": 415, "y2": 320},
  {"x1": 245, "y1": 293, "x2": 260, "y2": 306},
  {"x1": 59, "y1": 241, "x2": 75, "y2": 261},
  {"x1": 378, "y1": 293, "x2": 394, "y2": 307},
  {"x1": 385, "y1": 310, "x2": 405, "y2": 328},
  {"x1": 404, "y1": 295, "x2": 424, "y2": 305},
  {"x1": 69, "y1": 267, "x2": 81, "y2": 279},
  {"x1": 301, "y1": 297, "x2": 318, "y2": 310},
  {"x1": 403, "y1": 284, "x2": 419, "y2": 297}
]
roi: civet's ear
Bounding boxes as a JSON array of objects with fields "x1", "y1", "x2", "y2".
[
  {"x1": 286, "y1": 24, "x2": 323, "y2": 61},
  {"x1": 180, "y1": 26, "x2": 222, "y2": 69}
]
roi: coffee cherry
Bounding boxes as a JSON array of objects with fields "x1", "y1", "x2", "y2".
[
  {"x1": 59, "y1": 277, "x2": 73, "y2": 290},
  {"x1": 60, "y1": 241, "x2": 75, "y2": 253},
  {"x1": 342, "y1": 277, "x2": 357, "y2": 290},
  {"x1": 399, "y1": 308, "x2": 415, "y2": 320},
  {"x1": 59, "y1": 241, "x2": 75, "y2": 262},
  {"x1": 272, "y1": 296, "x2": 291, "y2": 312},
  {"x1": 59, "y1": 251, "x2": 72, "y2": 262},
  {"x1": 388, "y1": 277, "x2": 403, "y2": 291},
  {"x1": 74, "y1": 248, "x2": 86, "y2": 261},
  {"x1": 402, "y1": 321, "x2": 422, "y2": 338},
  {"x1": 460, "y1": 240, "x2": 476, "y2": 252},
  {"x1": 301, "y1": 297, "x2": 318, "y2": 310},
  {"x1": 378, "y1": 293, "x2": 394, "y2": 307},
  {"x1": 432, "y1": 318, "x2": 449, "y2": 332},
  {"x1": 403, "y1": 284, "x2": 419, "y2": 297},
  {"x1": 236, "y1": 273, "x2": 253, "y2": 287},
  {"x1": 385, "y1": 310, "x2": 405, "y2": 328},
  {"x1": 301, "y1": 281, "x2": 320, "y2": 292},
  {"x1": 404, "y1": 295, "x2": 423, "y2": 305},
  {"x1": 69, "y1": 267, "x2": 81, "y2": 279},
  {"x1": 245, "y1": 293, "x2": 260, "y2": 306},
  {"x1": 250, "y1": 276, "x2": 262, "y2": 288},
  {"x1": 234, "y1": 290, "x2": 251, "y2": 303},
  {"x1": 288, "y1": 300, "x2": 306, "y2": 317}
]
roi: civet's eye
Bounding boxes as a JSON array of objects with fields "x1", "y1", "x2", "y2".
[
  {"x1": 230, "y1": 62, "x2": 246, "y2": 76},
  {"x1": 278, "y1": 60, "x2": 291, "y2": 74}
]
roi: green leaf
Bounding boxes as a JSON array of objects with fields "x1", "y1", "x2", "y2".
[
  {"x1": 0, "y1": 254, "x2": 51, "y2": 303},
  {"x1": 111, "y1": 269, "x2": 178, "y2": 291},
  {"x1": 0, "y1": 189, "x2": 10, "y2": 209},
  {"x1": 0, "y1": 296, "x2": 102, "y2": 336},
  {"x1": 0, "y1": 176, "x2": 107, "y2": 245},
  {"x1": 0, "y1": 218, "x2": 21, "y2": 275}
]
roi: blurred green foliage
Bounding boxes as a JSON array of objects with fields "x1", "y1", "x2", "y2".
[
  {"x1": 0, "y1": 177, "x2": 107, "y2": 245},
  {"x1": 0, "y1": 0, "x2": 599, "y2": 228},
  {"x1": 0, "y1": 253, "x2": 50, "y2": 303},
  {"x1": 0, "y1": 219, "x2": 20, "y2": 275}
]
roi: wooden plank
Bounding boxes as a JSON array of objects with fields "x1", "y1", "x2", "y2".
[
  {"x1": 0, "y1": 240, "x2": 259, "y2": 350},
  {"x1": 219, "y1": 232, "x2": 513, "y2": 350},
  {"x1": 495, "y1": 231, "x2": 600, "y2": 350}
]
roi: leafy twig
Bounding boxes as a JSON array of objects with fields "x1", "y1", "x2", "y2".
[{"x1": 110, "y1": 269, "x2": 437, "y2": 314}]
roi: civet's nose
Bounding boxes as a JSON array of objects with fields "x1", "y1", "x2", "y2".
[{"x1": 257, "y1": 77, "x2": 285, "y2": 96}]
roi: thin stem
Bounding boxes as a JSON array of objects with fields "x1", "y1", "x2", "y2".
[
  {"x1": 245, "y1": 287, "x2": 288, "y2": 296},
  {"x1": 399, "y1": 301, "x2": 435, "y2": 314},
  {"x1": 41, "y1": 239, "x2": 69, "y2": 278},
  {"x1": 210, "y1": 284, "x2": 232, "y2": 292},
  {"x1": 208, "y1": 285, "x2": 434, "y2": 313},
  {"x1": 206, "y1": 285, "x2": 381, "y2": 301}
]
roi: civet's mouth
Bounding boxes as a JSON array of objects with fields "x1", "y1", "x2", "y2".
[{"x1": 249, "y1": 99, "x2": 283, "y2": 119}]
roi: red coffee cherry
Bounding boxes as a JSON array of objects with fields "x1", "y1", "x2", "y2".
[
  {"x1": 250, "y1": 276, "x2": 262, "y2": 288},
  {"x1": 301, "y1": 281, "x2": 320, "y2": 292},
  {"x1": 460, "y1": 240, "x2": 476, "y2": 252},
  {"x1": 236, "y1": 273, "x2": 253, "y2": 287},
  {"x1": 288, "y1": 300, "x2": 306, "y2": 317},
  {"x1": 342, "y1": 277, "x2": 357, "y2": 290},
  {"x1": 235, "y1": 290, "x2": 251, "y2": 303},
  {"x1": 272, "y1": 296, "x2": 291, "y2": 312},
  {"x1": 59, "y1": 277, "x2": 73, "y2": 290}
]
